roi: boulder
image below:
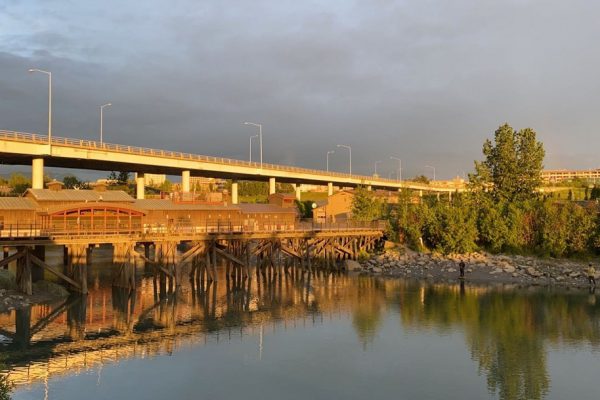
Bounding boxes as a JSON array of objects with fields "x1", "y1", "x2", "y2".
[
  {"x1": 503, "y1": 265, "x2": 516, "y2": 273},
  {"x1": 527, "y1": 267, "x2": 542, "y2": 278},
  {"x1": 372, "y1": 266, "x2": 383, "y2": 273},
  {"x1": 344, "y1": 260, "x2": 363, "y2": 272}
]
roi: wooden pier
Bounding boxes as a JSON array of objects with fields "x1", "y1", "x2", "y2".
[{"x1": 0, "y1": 221, "x2": 385, "y2": 295}]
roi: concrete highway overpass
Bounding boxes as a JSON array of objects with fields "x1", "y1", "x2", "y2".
[{"x1": 0, "y1": 130, "x2": 462, "y2": 201}]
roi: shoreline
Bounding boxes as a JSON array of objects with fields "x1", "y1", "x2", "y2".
[{"x1": 352, "y1": 247, "x2": 599, "y2": 290}]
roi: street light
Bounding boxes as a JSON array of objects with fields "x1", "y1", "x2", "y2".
[
  {"x1": 425, "y1": 165, "x2": 436, "y2": 181},
  {"x1": 336, "y1": 144, "x2": 351, "y2": 176},
  {"x1": 249, "y1": 134, "x2": 259, "y2": 163},
  {"x1": 390, "y1": 156, "x2": 402, "y2": 182},
  {"x1": 374, "y1": 160, "x2": 383, "y2": 176},
  {"x1": 244, "y1": 122, "x2": 262, "y2": 168},
  {"x1": 100, "y1": 103, "x2": 112, "y2": 145},
  {"x1": 326, "y1": 150, "x2": 335, "y2": 172},
  {"x1": 28, "y1": 68, "x2": 52, "y2": 146}
]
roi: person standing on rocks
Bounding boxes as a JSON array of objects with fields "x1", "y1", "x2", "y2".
[
  {"x1": 459, "y1": 260, "x2": 465, "y2": 279},
  {"x1": 587, "y1": 263, "x2": 596, "y2": 287}
]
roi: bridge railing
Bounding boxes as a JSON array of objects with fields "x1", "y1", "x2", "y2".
[
  {"x1": 0, "y1": 130, "x2": 416, "y2": 187},
  {"x1": 0, "y1": 220, "x2": 386, "y2": 240}
]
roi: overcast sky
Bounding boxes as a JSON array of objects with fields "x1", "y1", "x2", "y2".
[{"x1": 1, "y1": 0, "x2": 600, "y2": 180}]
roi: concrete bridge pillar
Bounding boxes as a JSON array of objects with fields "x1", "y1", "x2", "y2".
[
  {"x1": 32, "y1": 158, "x2": 44, "y2": 189},
  {"x1": 449, "y1": 191, "x2": 452, "y2": 201},
  {"x1": 367, "y1": 185, "x2": 372, "y2": 191},
  {"x1": 182, "y1": 170, "x2": 191, "y2": 193},
  {"x1": 136, "y1": 173, "x2": 145, "y2": 200},
  {"x1": 328, "y1": 182, "x2": 333, "y2": 196},
  {"x1": 269, "y1": 177, "x2": 276, "y2": 195},
  {"x1": 295, "y1": 184, "x2": 301, "y2": 201},
  {"x1": 231, "y1": 181, "x2": 239, "y2": 205}
]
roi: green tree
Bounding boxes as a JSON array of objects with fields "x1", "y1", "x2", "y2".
[
  {"x1": 117, "y1": 171, "x2": 130, "y2": 185},
  {"x1": 412, "y1": 175, "x2": 430, "y2": 184},
  {"x1": 8, "y1": 173, "x2": 31, "y2": 195},
  {"x1": 471, "y1": 123, "x2": 545, "y2": 202},
  {"x1": 63, "y1": 174, "x2": 82, "y2": 189},
  {"x1": 424, "y1": 198, "x2": 478, "y2": 254},
  {"x1": 351, "y1": 187, "x2": 383, "y2": 221},
  {"x1": 159, "y1": 179, "x2": 173, "y2": 192}
]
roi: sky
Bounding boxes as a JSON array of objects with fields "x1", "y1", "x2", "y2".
[{"x1": 1, "y1": 0, "x2": 600, "y2": 180}]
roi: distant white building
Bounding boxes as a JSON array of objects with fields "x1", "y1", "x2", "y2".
[{"x1": 134, "y1": 173, "x2": 167, "y2": 187}]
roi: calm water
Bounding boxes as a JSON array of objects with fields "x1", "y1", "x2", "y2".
[{"x1": 1, "y1": 248, "x2": 600, "y2": 400}]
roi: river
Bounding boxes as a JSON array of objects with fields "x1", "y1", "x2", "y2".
[{"x1": 1, "y1": 248, "x2": 599, "y2": 400}]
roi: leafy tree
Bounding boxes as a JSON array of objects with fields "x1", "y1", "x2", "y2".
[
  {"x1": 412, "y1": 175, "x2": 430, "y2": 184},
  {"x1": 424, "y1": 198, "x2": 478, "y2": 254},
  {"x1": 8, "y1": 173, "x2": 31, "y2": 195},
  {"x1": 351, "y1": 187, "x2": 383, "y2": 221},
  {"x1": 470, "y1": 123, "x2": 545, "y2": 202},
  {"x1": 159, "y1": 179, "x2": 173, "y2": 192},
  {"x1": 63, "y1": 174, "x2": 82, "y2": 189},
  {"x1": 117, "y1": 171, "x2": 130, "y2": 185}
]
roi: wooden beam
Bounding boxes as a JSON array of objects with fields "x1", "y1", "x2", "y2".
[
  {"x1": 29, "y1": 254, "x2": 82, "y2": 291},
  {"x1": 0, "y1": 250, "x2": 26, "y2": 269},
  {"x1": 215, "y1": 247, "x2": 247, "y2": 267}
]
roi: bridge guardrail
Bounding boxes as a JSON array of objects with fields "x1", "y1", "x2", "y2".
[{"x1": 0, "y1": 130, "x2": 429, "y2": 188}]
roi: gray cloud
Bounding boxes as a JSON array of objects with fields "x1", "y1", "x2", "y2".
[{"x1": 1, "y1": 0, "x2": 600, "y2": 180}]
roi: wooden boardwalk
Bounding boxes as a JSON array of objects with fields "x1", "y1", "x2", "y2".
[{"x1": 0, "y1": 220, "x2": 385, "y2": 296}]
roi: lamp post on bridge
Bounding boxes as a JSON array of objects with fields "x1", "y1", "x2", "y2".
[
  {"x1": 326, "y1": 150, "x2": 335, "y2": 172},
  {"x1": 425, "y1": 165, "x2": 436, "y2": 181},
  {"x1": 336, "y1": 144, "x2": 351, "y2": 176},
  {"x1": 390, "y1": 156, "x2": 402, "y2": 183},
  {"x1": 100, "y1": 103, "x2": 112, "y2": 145},
  {"x1": 27, "y1": 68, "x2": 52, "y2": 147},
  {"x1": 244, "y1": 122, "x2": 262, "y2": 169},
  {"x1": 374, "y1": 160, "x2": 383, "y2": 177},
  {"x1": 249, "y1": 134, "x2": 258, "y2": 163}
]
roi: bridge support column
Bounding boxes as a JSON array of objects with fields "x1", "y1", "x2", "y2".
[
  {"x1": 136, "y1": 173, "x2": 145, "y2": 200},
  {"x1": 367, "y1": 185, "x2": 372, "y2": 191},
  {"x1": 182, "y1": 170, "x2": 190, "y2": 193},
  {"x1": 32, "y1": 158, "x2": 44, "y2": 189},
  {"x1": 449, "y1": 191, "x2": 452, "y2": 201},
  {"x1": 269, "y1": 177, "x2": 276, "y2": 195},
  {"x1": 328, "y1": 182, "x2": 333, "y2": 196},
  {"x1": 231, "y1": 181, "x2": 239, "y2": 205},
  {"x1": 295, "y1": 184, "x2": 301, "y2": 201}
]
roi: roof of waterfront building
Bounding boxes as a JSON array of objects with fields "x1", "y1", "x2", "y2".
[
  {"x1": 0, "y1": 197, "x2": 38, "y2": 210},
  {"x1": 238, "y1": 203, "x2": 298, "y2": 214},
  {"x1": 25, "y1": 189, "x2": 134, "y2": 202},
  {"x1": 133, "y1": 199, "x2": 240, "y2": 211}
]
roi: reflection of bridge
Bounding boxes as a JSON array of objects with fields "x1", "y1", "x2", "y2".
[{"x1": 0, "y1": 130, "x2": 461, "y2": 201}]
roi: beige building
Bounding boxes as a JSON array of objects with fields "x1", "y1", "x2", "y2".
[{"x1": 542, "y1": 169, "x2": 600, "y2": 183}]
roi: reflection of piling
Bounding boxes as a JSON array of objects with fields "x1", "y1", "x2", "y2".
[
  {"x1": 67, "y1": 295, "x2": 88, "y2": 340},
  {"x1": 14, "y1": 307, "x2": 31, "y2": 349}
]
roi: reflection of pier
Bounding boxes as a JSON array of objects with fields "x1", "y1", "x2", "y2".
[{"x1": 0, "y1": 268, "x2": 361, "y2": 387}]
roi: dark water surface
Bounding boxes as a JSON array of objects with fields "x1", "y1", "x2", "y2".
[{"x1": 1, "y1": 249, "x2": 599, "y2": 400}]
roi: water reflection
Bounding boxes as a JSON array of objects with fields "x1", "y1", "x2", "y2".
[{"x1": 1, "y1": 269, "x2": 599, "y2": 400}]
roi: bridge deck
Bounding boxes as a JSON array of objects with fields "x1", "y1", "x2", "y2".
[{"x1": 0, "y1": 130, "x2": 461, "y2": 191}]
